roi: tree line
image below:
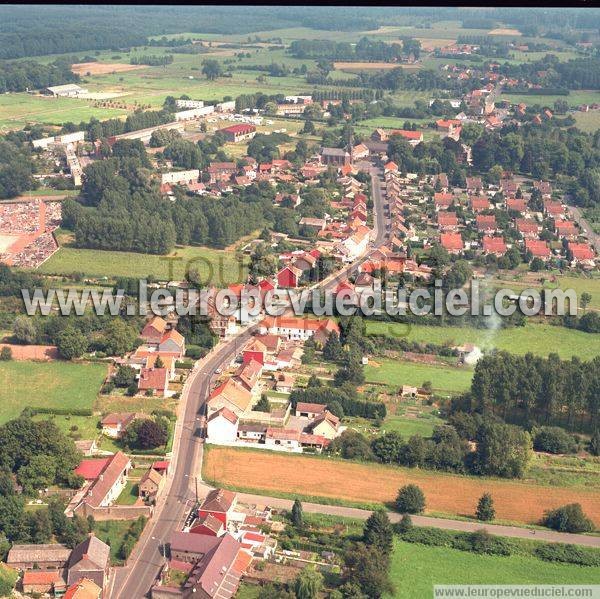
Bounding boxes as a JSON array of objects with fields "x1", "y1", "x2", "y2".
[{"x1": 0, "y1": 59, "x2": 79, "y2": 93}]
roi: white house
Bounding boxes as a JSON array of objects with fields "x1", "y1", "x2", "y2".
[
  {"x1": 207, "y1": 407, "x2": 239, "y2": 443},
  {"x1": 161, "y1": 169, "x2": 200, "y2": 185}
]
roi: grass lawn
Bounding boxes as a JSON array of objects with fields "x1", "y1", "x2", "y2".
[
  {"x1": 573, "y1": 110, "x2": 600, "y2": 133},
  {"x1": 502, "y1": 90, "x2": 600, "y2": 108},
  {"x1": 365, "y1": 358, "x2": 473, "y2": 395},
  {"x1": 39, "y1": 243, "x2": 247, "y2": 284},
  {"x1": 235, "y1": 584, "x2": 260, "y2": 599},
  {"x1": 381, "y1": 414, "x2": 444, "y2": 437},
  {"x1": 32, "y1": 413, "x2": 101, "y2": 441},
  {"x1": 365, "y1": 321, "x2": 600, "y2": 360},
  {"x1": 387, "y1": 540, "x2": 600, "y2": 598},
  {"x1": 116, "y1": 480, "x2": 140, "y2": 505},
  {"x1": 0, "y1": 361, "x2": 107, "y2": 424}
]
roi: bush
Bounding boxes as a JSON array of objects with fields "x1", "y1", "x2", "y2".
[
  {"x1": 400, "y1": 526, "x2": 455, "y2": 547},
  {"x1": 533, "y1": 426, "x2": 577, "y2": 454},
  {"x1": 395, "y1": 484, "x2": 425, "y2": 514},
  {"x1": 0, "y1": 347, "x2": 12, "y2": 361},
  {"x1": 475, "y1": 493, "x2": 495, "y2": 521},
  {"x1": 534, "y1": 543, "x2": 600, "y2": 567},
  {"x1": 543, "y1": 503, "x2": 595, "y2": 533},
  {"x1": 185, "y1": 345, "x2": 206, "y2": 359},
  {"x1": 464, "y1": 530, "x2": 513, "y2": 556}
]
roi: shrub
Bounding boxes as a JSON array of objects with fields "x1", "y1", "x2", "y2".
[
  {"x1": 533, "y1": 426, "x2": 577, "y2": 454},
  {"x1": 534, "y1": 543, "x2": 600, "y2": 567},
  {"x1": 400, "y1": 526, "x2": 455, "y2": 547},
  {"x1": 475, "y1": 492, "x2": 495, "y2": 521},
  {"x1": 395, "y1": 484, "x2": 425, "y2": 514},
  {"x1": 0, "y1": 347, "x2": 12, "y2": 361},
  {"x1": 543, "y1": 503, "x2": 595, "y2": 533}
]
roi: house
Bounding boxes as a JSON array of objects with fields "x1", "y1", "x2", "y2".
[
  {"x1": 217, "y1": 124, "x2": 256, "y2": 142},
  {"x1": 476, "y1": 214, "x2": 496, "y2": 232},
  {"x1": 568, "y1": 242, "x2": 595, "y2": 263},
  {"x1": 516, "y1": 219, "x2": 541, "y2": 238},
  {"x1": 100, "y1": 413, "x2": 135, "y2": 438},
  {"x1": 391, "y1": 129, "x2": 423, "y2": 146},
  {"x1": 141, "y1": 316, "x2": 168, "y2": 343},
  {"x1": 160, "y1": 533, "x2": 245, "y2": 598},
  {"x1": 169, "y1": 532, "x2": 222, "y2": 563},
  {"x1": 308, "y1": 411, "x2": 340, "y2": 440},
  {"x1": 440, "y1": 232, "x2": 464, "y2": 253},
  {"x1": 76, "y1": 452, "x2": 131, "y2": 511},
  {"x1": 207, "y1": 379, "x2": 253, "y2": 418},
  {"x1": 67, "y1": 536, "x2": 110, "y2": 591},
  {"x1": 253, "y1": 334, "x2": 282, "y2": 355},
  {"x1": 482, "y1": 236, "x2": 507, "y2": 256},
  {"x1": 63, "y1": 578, "x2": 102, "y2": 599},
  {"x1": 139, "y1": 466, "x2": 165, "y2": 501},
  {"x1": 506, "y1": 198, "x2": 528, "y2": 212},
  {"x1": 351, "y1": 143, "x2": 370, "y2": 160},
  {"x1": 466, "y1": 177, "x2": 483, "y2": 193},
  {"x1": 7, "y1": 544, "x2": 71, "y2": 570},
  {"x1": 45, "y1": 84, "x2": 88, "y2": 97},
  {"x1": 264, "y1": 428, "x2": 301, "y2": 451},
  {"x1": 275, "y1": 372, "x2": 295, "y2": 393},
  {"x1": 259, "y1": 315, "x2": 339, "y2": 342},
  {"x1": 242, "y1": 339, "x2": 267, "y2": 365},
  {"x1": 207, "y1": 162, "x2": 237, "y2": 184},
  {"x1": 544, "y1": 200, "x2": 564, "y2": 219},
  {"x1": 436, "y1": 119, "x2": 462, "y2": 140},
  {"x1": 295, "y1": 402, "x2": 326, "y2": 419},
  {"x1": 75, "y1": 457, "x2": 112, "y2": 482},
  {"x1": 233, "y1": 359, "x2": 262, "y2": 394},
  {"x1": 277, "y1": 265, "x2": 302, "y2": 289},
  {"x1": 22, "y1": 571, "x2": 64, "y2": 596},
  {"x1": 138, "y1": 367, "x2": 170, "y2": 396},
  {"x1": 321, "y1": 148, "x2": 350, "y2": 167},
  {"x1": 189, "y1": 513, "x2": 225, "y2": 537},
  {"x1": 470, "y1": 196, "x2": 490, "y2": 212},
  {"x1": 434, "y1": 192, "x2": 454, "y2": 210},
  {"x1": 525, "y1": 239, "x2": 550, "y2": 259},
  {"x1": 158, "y1": 329, "x2": 185, "y2": 358},
  {"x1": 207, "y1": 407, "x2": 239, "y2": 443},
  {"x1": 299, "y1": 217, "x2": 327, "y2": 231},
  {"x1": 161, "y1": 170, "x2": 200, "y2": 186},
  {"x1": 198, "y1": 489, "x2": 237, "y2": 527},
  {"x1": 384, "y1": 161, "x2": 398, "y2": 173},
  {"x1": 437, "y1": 212, "x2": 459, "y2": 230},
  {"x1": 555, "y1": 221, "x2": 577, "y2": 239}
]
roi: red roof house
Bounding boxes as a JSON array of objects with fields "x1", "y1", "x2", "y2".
[
  {"x1": 476, "y1": 214, "x2": 496, "y2": 232},
  {"x1": 482, "y1": 236, "x2": 507, "y2": 256},
  {"x1": 470, "y1": 196, "x2": 490, "y2": 212},
  {"x1": 277, "y1": 265, "x2": 302, "y2": 289},
  {"x1": 526, "y1": 239, "x2": 550, "y2": 259},
  {"x1": 568, "y1": 242, "x2": 595, "y2": 262},
  {"x1": 440, "y1": 232, "x2": 464, "y2": 253}
]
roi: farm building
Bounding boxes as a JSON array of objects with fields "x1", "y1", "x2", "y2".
[{"x1": 218, "y1": 124, "x2": 256, "y2": 142}]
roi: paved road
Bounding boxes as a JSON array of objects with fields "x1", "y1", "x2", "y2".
[
  {"x1": 111, "y1": 168, "x2": 389, "y2": 597},
  {"x1": 236, "y1": 493, "x2": 600, "y2": 548},
  {"x1": 111, "y1": 327, "x2": 256, "y2": 598}
]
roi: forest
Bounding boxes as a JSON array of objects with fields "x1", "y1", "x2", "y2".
[{"x1": 0, "y1": 59, "x2": 78, "y2": 93}]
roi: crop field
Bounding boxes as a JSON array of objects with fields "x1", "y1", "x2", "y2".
[
  {"x1": 333, "y1": 61, "x2": 420, "y2": 71},
  {"x1": 502, "y1": 90, "x2": 600, "y2": 108},
  {"x1": 381, "y1": 414, "x2": 443, "y2": 438},
  {"x1": 38, "y1": 243, "x2": 247, "y2": 284},
  {"x1": 365, "y1": 358, "x2": 473, "y2": 395},
  {"x1": 71, "y1": 62, "x2": 148, "y2": 76},
  {"x1": 364, "y1": 321, "x2": 600, "y2": 360},
  {"x1": 387, "y1": 540, "x2": 600, "y2": 598},
  {"x1": 0, "y1": 93, "x2": 128, "y2": 130},
  {"x1": 0, "y1": 361, "x2": 107, "y2": 423},
  {"x1": 204, "y1": 447, "x2": 600, "y2": 525},
  {"x1": 573, "y1": 110, "x2": 600, "y2": 133}
]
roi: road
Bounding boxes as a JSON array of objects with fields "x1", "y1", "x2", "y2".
[
  {"x1": 236, "y1": 493, "x2": 600, "y2": 549},
  {"x1": 111, "y1": 167, "x2": 389, "y2": 597}
]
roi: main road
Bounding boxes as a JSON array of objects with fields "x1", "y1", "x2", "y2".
[{"x1": 111, "y1": 167, "x2": 389, "y2": 598}]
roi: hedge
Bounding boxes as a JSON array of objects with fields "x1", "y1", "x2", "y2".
[
  {"x1": 23, "y1": 407, "x2": 93, "y2": 417},
  {"x1": 534, "y1": 543, "x2": 600, "y2": 567}
]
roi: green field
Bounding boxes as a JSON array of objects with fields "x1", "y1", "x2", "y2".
[
  {"x1": 387, "y1": 540, "x2": 600, "y2": 598},
  {"x1": 0, "y1": 93, "x2": 128, "y2": 130},
  {"x1": 93, "y1": 520, "x2": 138, "y2": 565},
  {"x1": 32, "y1": 413, "x2": 101, "y2": 440},
  {"x1": 0, "y1": 361, "x2": 107, "y2": 423},
  {"x1": 573, "y1": 110, "x2": 600, "y2": 133},
  {"x1": 381, "y1": 413, "x2": 444, "y2": 437},
  {"x1": 116, "y1": 481, "x2": 140, "y2": 505},
  {"x1": 39, "y1": 244, "x2": 247, "y2": 284},
  {"x1": 366, "y1": 357, "x2": 473, "y2": 394},
  {"x1": 502, "y1": 90, "x2": 600, "y2": 108},
  {"x1": 366, "y1": 321, "x2": 600, "y2": 360}
]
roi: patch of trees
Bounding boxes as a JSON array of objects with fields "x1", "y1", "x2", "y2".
[
  {"x1": 0, "y1": 59, "x2": 79, "y2": 93},
  {"x1": 130, "y1": 54, "x2": 173, "y2": 66},
  {"x1": 77, "y1": 109, "x2": 174, "y2": 142},
  {"x1": 0, "y1": 263, "x2": 45, "y2": 298},
  {"x1": 123, "y1": 415, "x2": 170, "y2": 450},
  {"x1": 289, "y1": 37, "x2": 410, "y2": 62},
  {"x1": 0, "y1": 139, "x2": 36, "y2": 199},
  {"x1": 543, "y1": 503, "x2": 595, "y2": 534},
  {"x1": 466, "y1": 352, "x2": 600, "y2": 433}
]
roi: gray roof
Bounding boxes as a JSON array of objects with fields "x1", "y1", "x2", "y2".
[
  {"x1": 7, "y1": 543, "x2": 71, "y2": 564},
  {"x1": 169, "y1": 531, "x2": 220, "y2": 555},
  {"x1": 69, "y1": 535, "x2": 110, "y2": 571},
  {"x1": 322, "y1": 147, "x2": 349, "y2": 157}
]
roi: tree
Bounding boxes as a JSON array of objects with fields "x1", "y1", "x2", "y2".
[
  {"x1": 12, "y1": 316, "x2": 36, "y2": 344},
  {"x1": 323, "y1": 332, "x2": 343, "y2": 362},
  {"x1": 56, "y1": 326, "x2": 88, "y2": 360},
  {"x1": 294, "y1": 567, "x2": 322, "y2": 599},
  {"x1": 371, "y1": 432, "x2": 403, "y2": 464},
  {"x1": 543, "y1": 503, "x2": 594, "y2": 533},
  {"x1": 475, "y1": 492, "x2": 495, "y2": 521},
  {"x1": 102, "y1": 319, "x2": 138, "y2": 356},
  {"x1": 533, "y1": 426, "x2": 576, "y2": 454},
  {"x1": 254, "y1": 395, "x2": 271, "y2": 413},
  {"x1": 124, "y1": 418, "x2": 168, "y2": 450},
  {"x1": 363, "y1": 510, "x2": 393, "y2": 556},
  {"x1": 395, "y1": 484, "x2": 425, "y2": 514},
  {"x1": 344, "y1": 542, "x2": 393, "y2": 599},
  {"x1": 301, "y1": 120, "x2": 316, "y2": 135},
  {"x1": 589, "y1": 429, "x2": 600, "y2": 457},
  {"x1": 291, "y1": 499, "x2": 303, "y2": 529},
  {"x1": 0, "y1": 347, "x2": 11, "y2": 361},
  {"x1": 114, "y1": 365, "x2": 136, "y2": 388},
  {"x1": 201, "y1": 59, "x2": 223, "y2": 81},
  {"x1": 396, "y1": 513, "x2": 413, "y2": 533},
  {"x1": 580, "y1": 292, "x2": 592, "y2": 313},
  {"x1": 579, "y1": 311, "x2": 600, "y2": 333}
]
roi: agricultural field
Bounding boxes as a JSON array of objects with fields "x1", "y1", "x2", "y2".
[
  {"x1": 38, "y1": 242, "x2": 248, "y2": 284},
  {"x1": 0, "y1": 360, "x2": 107, "y2": 423},
  {"x1": 573, "y1": 110, "x2": 600, "y2": 133},
  {"x1": 0, "y1": 93, "x2": 128, "y2": 130},
  {"x1": 502, "y1": 90, "x2": 600, "y2": 108},
  {"x1": 387, "y1": 540, "x2": 600, "y2": 598},
  {"x1": 365, "y1": 321, "x2": 600, "y2": 360},
  {"x1": 381, "y1": 412, "x2": 444, "y2": 438},
  {"x1": 365, "y1": 358, "x2": 472, "y2": 395},
  {"x1": 203, "y1": 446, "x2": 600, "y2": 526}
]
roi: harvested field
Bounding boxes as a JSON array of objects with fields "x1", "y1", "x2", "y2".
[
  {"x1": 334, "y1": 61, "x2": 419, "y2": 71},
  {"x1": 204, "y1": 447, "x2": 600, "y2": 526},
  {"x1": 71, "y1": 62, "x2": 147, "y2": 76},
  {"x1": 0, "y1": 344, "x2": 58, "y2": 360},
  {"x1": 489, "y1": 28, "x2": 522, "y2": 36}
]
